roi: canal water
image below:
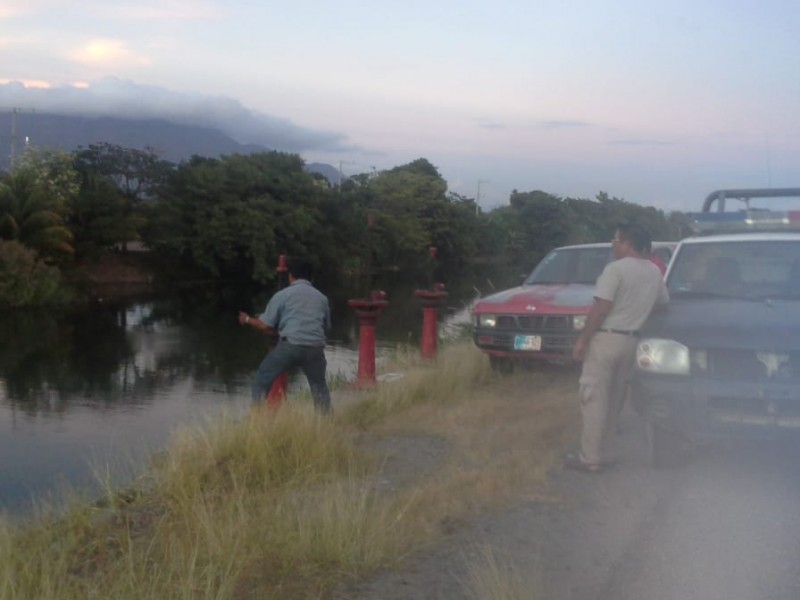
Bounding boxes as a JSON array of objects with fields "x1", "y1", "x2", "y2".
[{"x1": 0, "y1": 279, "x2": 485, "y2": 516}]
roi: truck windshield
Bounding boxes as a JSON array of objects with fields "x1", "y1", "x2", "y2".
[
  {"x1": 524, "y1": 247, "x2": 612, "y2": 285},
  {"x1": 667, "y1": 240, "x2": 800, "y2": 299}
]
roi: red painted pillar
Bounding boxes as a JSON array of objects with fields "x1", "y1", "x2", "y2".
[
  {"x1": 414, "y1": 283, "x2": 448, "y2": 359},
  {"x1": 266, "y1": 255, "x2": 289, "y2": 406},
  {"x1": 348, "y1": 291, "x2": 388, "y2": 387}
]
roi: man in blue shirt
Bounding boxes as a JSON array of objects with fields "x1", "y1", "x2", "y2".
[{"x1": 238, "y1": 257, "x2": 332, "y2": 413}]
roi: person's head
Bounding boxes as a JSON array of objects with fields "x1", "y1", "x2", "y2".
[
  {"x1": 612, "y1": 223, "x2": 651, "y2": 259},
  {"x1": 286, "y1": 256, "x2": 313, "y2": 281}
]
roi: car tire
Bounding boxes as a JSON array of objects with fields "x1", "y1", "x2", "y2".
[
  {"x1": 489, "y1": 356, "x2": 514, "y2": 375},
  {"x1": 644, "y1": 419, "x2": 678, "y2": 468}
]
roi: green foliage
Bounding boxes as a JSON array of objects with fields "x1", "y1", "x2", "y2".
[
  {"x1": 13, "y1": 147, "x2": 80, "y2": 208},
  {"x1": 486, "y1": 189, "x2": 688, "y2": 274},
  {"x1": 2, "y1": 141, "x2": 691, "y2": 295},
  {"x1": 74, "y1": 142, "x2": 169, "y2": 200},
  {"x1": 146, "y1": 152, "x2": 332, "y2": 284},
  {"x1": 345, "y1": 159, "x2": 487, "y2": 279},
  {"x1": 70, "y1": 143, "x2": 169, "y2": 256},
  {"x1": 0, "y1": 240, "x2": 68, "y2": 308},
  {"x1": 68, "y1": 171, "x2": 145, "y2": 258},
  {"x1": 0, "y1": 151, "x2": 77, "y2": 262}
]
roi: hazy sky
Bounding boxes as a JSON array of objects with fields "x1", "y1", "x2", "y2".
[{"x1": 1, "y1": 0, "x2": 799, "y2": 211}]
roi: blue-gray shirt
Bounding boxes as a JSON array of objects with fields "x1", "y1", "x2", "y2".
[{"x1": 259, "y1": 279, "x2": 330, "y2": 346}]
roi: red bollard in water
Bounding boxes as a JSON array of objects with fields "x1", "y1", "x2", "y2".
[
  {"x1": 414, "y1": 283, "x2": 448, "y2": 359},
  {"x1": 348, "y1": 291, "x2": 389, "y2": 387},
  {"x1": 265, "y1": 254, "x2": 290, "y2": 406}
]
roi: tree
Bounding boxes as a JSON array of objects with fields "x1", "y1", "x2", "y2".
[
  {"x1": 147, "y1": 152, "x2": 333, "y2": 284},
  {"x1": 69, "y1": 170, "x2": 145, "y2": 258},
  {"x1": 505, "y1": 190, "x2": 573, "y2": 270},
  {"x1": 72, "y1": 143, "x2": 171, "y2": 253},
  {"x1": 74, "y1": 143, "x2": 168, "y2": 201},
  {"x1": 0, "y1": 240, "x2": 65, "y2": 308},
  {"x1": 0, "y1": 149, "x2": 77, "y2": 262}
]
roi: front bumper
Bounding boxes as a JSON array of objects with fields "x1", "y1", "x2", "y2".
[
  {"x1": 631, "y1": 372, "x2": 800, "y2": 439},
  {"x1": 473, "y1": 328, "x2": 578, "y2": 361}
]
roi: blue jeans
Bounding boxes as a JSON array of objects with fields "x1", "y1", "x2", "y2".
[{"x1": 251, "y1": 341, "x2": 331, "y2": 413}]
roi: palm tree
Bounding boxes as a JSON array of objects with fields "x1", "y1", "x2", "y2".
[{"x1": 0, "y1": 170, "x2": 74, "y2": 261}]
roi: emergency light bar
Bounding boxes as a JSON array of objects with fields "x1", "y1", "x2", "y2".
[{"x1": 690, "y1": 210, "x2": 800, "y2": 234}]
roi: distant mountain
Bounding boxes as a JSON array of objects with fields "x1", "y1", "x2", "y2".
[
  {"x1": 0, "y1": 112, "x2": 335, "y2": 180},
  {"x1": 305, "y1": 162, "x2": 343, "y2": 185}
]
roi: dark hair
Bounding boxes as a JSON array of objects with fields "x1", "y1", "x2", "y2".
[
  {"x1": 616, "y1": 223, "x2": 652, "y2": 254},
  {"x1": 286, "y1": 256, "x2": 313, "y2": 280}
]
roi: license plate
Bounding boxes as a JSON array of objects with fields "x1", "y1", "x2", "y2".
[{"x1": 514, "y1": 335, "x2": 542, "y2": 351}]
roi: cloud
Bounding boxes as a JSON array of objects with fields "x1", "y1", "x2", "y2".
[
  {"x1": 539, "y1": 119, "x2": 593, "y2": 129},
  {"x1": 0, "y1": 6, "x2": 22, "y2": 18},
  {"x1": 67, "y1": 39, "x2": 152, "y2": 69},
  {"x1": 0, "y1": 0, "x2": 222, "y2": 20},
  {"x1": 607, "y1": 139, "x2": 676, "y2": 146},
  {"x1": 0, "y1": 78, "x2": 52, "y2": 88},
  {"x1": 0, "y1": 77, "x2": 352, "y2": 153},
  {"x1": 0, "y1": 2, "x2": 33, "y2": 18},
  {"x1": 477, "y1": 121, "x2": 506, "y2": 130},
  {"x1": 95, "y1": 0, "x2": 224, "y2": 21},
  {"x1": 0, "y1": 0, "x2": 67, "y2": 18}
]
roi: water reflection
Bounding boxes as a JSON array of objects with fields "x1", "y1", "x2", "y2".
[{"x1": 0, "y1": 281, "x2": 479, "y2": 515}]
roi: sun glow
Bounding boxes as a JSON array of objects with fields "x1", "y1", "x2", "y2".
[{"x1": 69, "y1": 39, "x2": 150, "y2": 68}]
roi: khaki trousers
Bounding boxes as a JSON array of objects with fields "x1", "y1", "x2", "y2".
[{"x1": 578, "y1": 331, "x2": 638, "y2": 464}]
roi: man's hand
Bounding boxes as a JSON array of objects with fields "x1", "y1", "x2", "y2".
[
  {"x1": 572, "y1": 297, "x2": 613, "y2": 362},
  {"x1": 572, "y1": 335, "x2": 588, "y2": 361},
  {"x1": 239, "y1": 312, "x2": 276, "y2": 335}
]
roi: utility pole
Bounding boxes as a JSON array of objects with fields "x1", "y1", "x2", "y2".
[
  {"x1": 476, "y1": 179, "x2": 489, "y2": 216},
  {"x1": 9, "y1": 107, "x2": 18, "y2": 166},
  {"x1": 7, "y1": 107, "x2": 32, "y2": 167}
]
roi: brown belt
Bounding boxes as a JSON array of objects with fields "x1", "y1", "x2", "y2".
[{"x1": 598, "y1": 328, "x2": 640, "y2": 337}]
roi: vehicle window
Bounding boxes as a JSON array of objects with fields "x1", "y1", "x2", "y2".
[
  {"x1": 525, "y1": 247, "x2": 612, "y2": 285},
  {"x1": 653, "y1": 246, "x2": 673, "y2": 264},
  {"x1": 667, "y1": 241, "x2": 800, "y2": 298}
]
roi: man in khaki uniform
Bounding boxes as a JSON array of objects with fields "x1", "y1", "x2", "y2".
[{"x1": 567, "y1": 224, "x2": 669, "y2": 472}]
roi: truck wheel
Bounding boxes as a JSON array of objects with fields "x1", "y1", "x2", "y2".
[
  {"x1": 489, "y1": 356, "x2": 514, "y2": 374},
  {"x1": 644, "y1": 420, "x2": 678, "y2": 468}
]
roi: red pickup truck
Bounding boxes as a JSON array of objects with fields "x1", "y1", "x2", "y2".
[{"x1": 471, "y1": 242, "x2": 675, "y2": 372}]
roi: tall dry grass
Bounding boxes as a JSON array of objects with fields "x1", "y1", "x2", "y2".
[
  {"x1": 342, "y1": 341, "x2": 495, "y2": 428},
  {"x1": 0, "y1": 408, "x2": 402, "y2": 599},
  {"x1": 0, "y1": 342, "x2": 579, "y2": 599}
]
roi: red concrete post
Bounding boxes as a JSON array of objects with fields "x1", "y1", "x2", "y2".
[
  {"x1": 265, "y1": 254, "x2": 289, "y2": 406},
  {"x1": 348, "y1": 290, "x2": 388, "y2": 387},
  {"x1": 421, "y1": 305, "x2": 439, "y2": 358},
  {"x1": 414, "y1": 283, "x2": 448, "y2": 359}
]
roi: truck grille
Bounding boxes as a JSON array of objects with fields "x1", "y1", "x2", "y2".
[{"x1": 706, "y1": 349, "x2": 800, "y2": 381}]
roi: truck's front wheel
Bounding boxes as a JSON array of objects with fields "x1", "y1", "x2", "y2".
[
  {"x1": 644, "y1": 419, "x2": 680, "y2": 468},
  {"x1": 489, "y1": 356, "x2": 514, "y2": 375}
]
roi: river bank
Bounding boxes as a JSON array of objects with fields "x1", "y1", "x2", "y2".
[{"x1": 0, "y1": 341, "x2": 579, "y2": 599}]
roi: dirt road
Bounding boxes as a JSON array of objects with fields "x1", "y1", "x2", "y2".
[{"x1": 349, "y1": 405, "x2": 800, "y2": 599}]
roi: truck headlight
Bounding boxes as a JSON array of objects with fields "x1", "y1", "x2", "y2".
[
  {"x1": 478, "y1": 314, "x2": 497, "y2": 328},
  {"x1": 636, "y1": 339, "x2": 690, "y2": 375},
  {"x1": 572, "y1": 315, "x2": 587, "y2": 330}
]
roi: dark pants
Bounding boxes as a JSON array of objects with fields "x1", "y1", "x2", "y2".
[{"x1": 251, "y1": 341, "x2": 331, "y2": 413}]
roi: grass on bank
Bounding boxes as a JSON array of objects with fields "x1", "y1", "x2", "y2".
[{"x1": 0, "y1": 342, "x2": 579, "y2": 600}]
